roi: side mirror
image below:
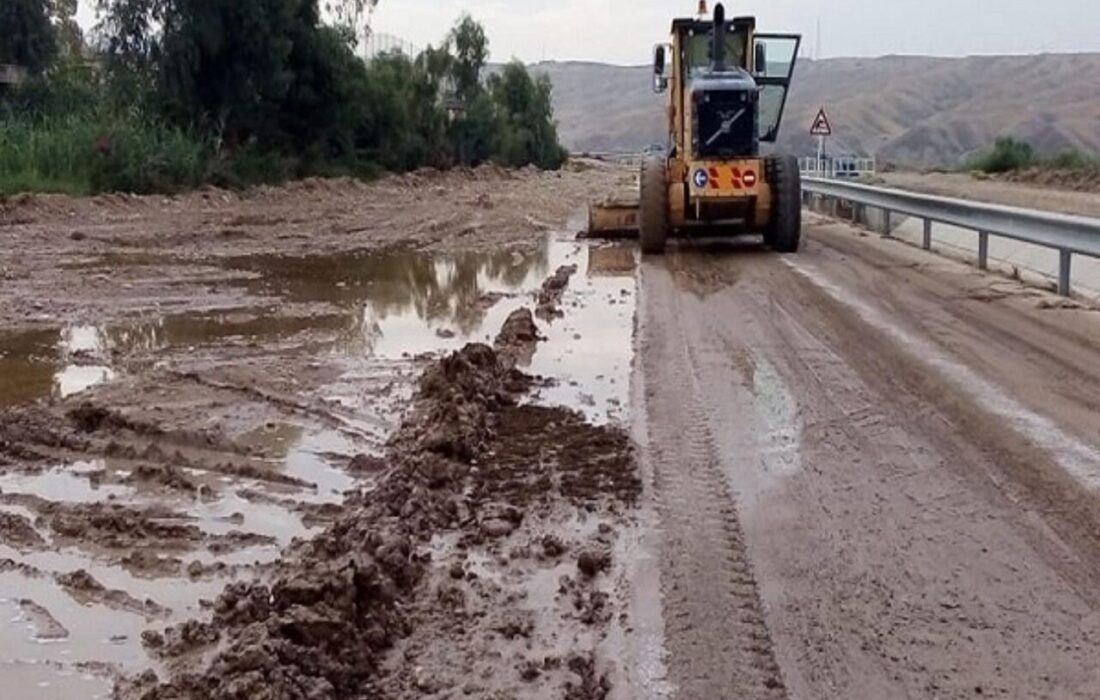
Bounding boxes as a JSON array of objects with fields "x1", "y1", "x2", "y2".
[
  {"x1": 653, "y1": 44, "x2": 668, "y2": 93},
  {"x1": 754, "y1": 42, "x2": 767, "y2": 76}
]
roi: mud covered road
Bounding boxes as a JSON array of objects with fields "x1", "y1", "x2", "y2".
[
  {"x1": 636, "y1": 216, "x2": 1100, "y2": 699},
  {"x1": 3, "y1": 164, "x2": 1100, "y2": 699}
]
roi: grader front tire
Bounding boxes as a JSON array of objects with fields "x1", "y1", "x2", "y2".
[{"x1": 766, "y1": 155, "x2": 802, "y2": 253}]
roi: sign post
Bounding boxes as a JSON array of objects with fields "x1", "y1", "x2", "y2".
[{"x1": 810, "y1": 107, "x2": 832, "y2": 176}]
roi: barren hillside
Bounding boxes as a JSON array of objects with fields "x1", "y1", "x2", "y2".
[{"x1": 534, "y1": 53, "x2": 1100, "y2": 167}]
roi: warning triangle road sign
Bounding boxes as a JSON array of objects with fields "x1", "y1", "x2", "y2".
[{"x1": 810, "y1": 107, "x2": 832, "y2": 136}]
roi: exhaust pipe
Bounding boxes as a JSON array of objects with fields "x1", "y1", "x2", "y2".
[{"x1": 712, "y1": 3, "x2": 727, "y2": 71}]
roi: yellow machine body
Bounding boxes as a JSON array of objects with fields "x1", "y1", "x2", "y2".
[{"x1": 588, "y1": 3, "x2": 801, "y2": 252}]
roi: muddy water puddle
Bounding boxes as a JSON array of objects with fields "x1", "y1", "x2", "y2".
[
  {"x1": 0, "y1": 326, "x2": 116, "y2": 407},
  {"x1": 221, "y1": 235, "x2": 637, "y2": 413},
  {"x1": 1, "y1": 233, "x2": 638, "y2": 695},
  {"x1": 4, "y1": 236, "x2": 635, "y2": 411}
]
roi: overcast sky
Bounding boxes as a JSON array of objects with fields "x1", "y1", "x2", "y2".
[{"x1": 77, "y1": 0, "x2": 1100, "y2": 65}]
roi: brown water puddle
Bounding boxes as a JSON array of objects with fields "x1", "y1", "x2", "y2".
[
  {"x1": 221, "y1": 236, "x2": 638, "y2": 421},
  {"x1": 0, "y1": 326, "x2": 116, "y2": 407},
  {"x1": 3, "y1": 234, "x2": 636, "y2": 418},
  {"x1": 0, "y1": 232, "x2": 638, "y2": 696}
]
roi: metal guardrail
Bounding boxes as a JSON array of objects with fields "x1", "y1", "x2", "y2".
[{"x1": 802, "y1": 177, "x2": 1100, "y2": 296}]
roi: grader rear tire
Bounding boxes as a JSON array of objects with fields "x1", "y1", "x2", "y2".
[
  {"x1": 765, "y1": 155, "x2": 802, "y2": 253},
  {"x1": 639, "y1": 156, "x2": 669, "y2": 255}
]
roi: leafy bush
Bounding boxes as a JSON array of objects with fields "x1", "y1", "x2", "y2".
[
  {"x1": 967, "y1": 137, "x2": 1035, "y2": 173},
  {"x1": 0, "y1": 109, "x2": 208, "y2": 195},
  {"x1": 966, "y1": 137, "x2": 1100, "y2": 175},
  {"x1": 1048, "y1": 149, "x2": 1100, "y2": 172}
]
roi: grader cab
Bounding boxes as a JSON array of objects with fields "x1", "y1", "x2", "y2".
[{"x1": 589, "y1": 2, "x2": 802, "y2": 254}]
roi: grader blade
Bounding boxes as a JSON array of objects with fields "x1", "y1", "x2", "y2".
[{"x1": 586, "y1": 198, "x2": 640, "y2": 238}]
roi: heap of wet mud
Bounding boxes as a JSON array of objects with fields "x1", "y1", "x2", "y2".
[
  {"x1": 536, "y1": 264, "x2": 579, "y2": 320},
  {"x1": 115, "y1": 301, "x2": 639, "y2": 698}
]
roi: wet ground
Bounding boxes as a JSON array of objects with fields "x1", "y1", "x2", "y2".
[
  {"x1": 7, "y1": 165, "x2": 1100, "y2": 700},
  {"x1": 635, "y1": 216, "x2": 1100, "y2": 699},
  {"x1": 0, "y1": 167, "x2": 639, "y2": 698}
]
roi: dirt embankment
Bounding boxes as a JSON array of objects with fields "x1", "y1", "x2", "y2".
[
  {"x1": 879, "y1": 171, "x2": 1100, "y2": 218},
  {"x1": 113, "y1": 286, "x2": 639, "y2": 699},
  {"x1": 998, "y1": 167, "x2": 1100, "y2": 194}
]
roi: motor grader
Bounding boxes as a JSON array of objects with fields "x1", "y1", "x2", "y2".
[{"x1": 589, "y1": 2, "x2": 802, "y2": 254}]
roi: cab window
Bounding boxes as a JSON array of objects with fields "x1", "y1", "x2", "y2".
[{"x1": 682, "y1": 27, "x2": 747, "y2": 77}]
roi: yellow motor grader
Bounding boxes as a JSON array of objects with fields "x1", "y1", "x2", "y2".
[{"x1": 589, "y1": 2, "x2": 802, "y2": 254}]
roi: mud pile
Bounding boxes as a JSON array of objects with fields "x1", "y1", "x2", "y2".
[
  {"x1": 117, "y1": 312, "x2": 637, "y2": 699},
  {"x1": 537, "y1": 264, "x2": 580, "y2": 320},
  {"x1": 494, "y1": 308, "x2": 542, "y2": 368}
]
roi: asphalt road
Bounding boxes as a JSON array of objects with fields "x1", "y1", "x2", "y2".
[{"x1": 633, "y1": 214, "x2": 1100, "y2": 699}]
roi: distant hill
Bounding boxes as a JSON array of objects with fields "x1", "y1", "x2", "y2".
[{"x1": 531, "y1": 54, "x2": 1100, "y2": 167}]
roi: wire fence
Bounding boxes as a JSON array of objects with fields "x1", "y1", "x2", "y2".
[
  {"x1": 361, "y1": 33, "x2": 421, "y2": 61},
  {"x1": 799, "y1": 156, "x2": 877, "y2": 180}
]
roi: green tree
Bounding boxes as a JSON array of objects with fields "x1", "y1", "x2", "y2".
[
  {"x1": 156, "y1": 0, "x2": 301, "y2": 146},
  {"x1": 365, "y1": 52, "x2": 449, "y2": 170},
  {"x1": 0, "y1": 0, "x2": 57, "y2": 74},
  {"x1": 440, "y1": 16, "x2": 494, "y2": 166},
  {"x1": 449, "y1": 14, "x2": 487, "y2": 103},
  {"x1": 451, "y1": 91, "x2": 498, "y2": 166},
  {"x1": 490, "y1": 61, "x2": 566, "y2": 169},
  {"x1": 98, "y1": 0, "x2": 378, "y2": 163},
  {"x1": 49, "y1": 0, "x2": 83, "y2": 57},
  {"x1": 324, "y1": 0, "x2": 379, "y2": 46}
]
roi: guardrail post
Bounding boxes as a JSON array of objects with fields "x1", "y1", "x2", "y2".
[
  {"x1": 922, "y1": 219, "x2": 932, "y2": 250},
  {"x1": 882, "y1": 209, "x2": 892, "y2": 236},
  {"x1": 1059, "y1": 250, "x2": 1072, "y2": 296},
  {"x1": 978, "y1": 231, "x2": 989, "y2": 270}
]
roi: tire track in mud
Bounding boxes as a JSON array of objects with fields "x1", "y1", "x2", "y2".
[
  {"x1": 637, "y1": 260, "x2": 786, "y2": 700},
  {"x1": 647, "y1": 237, "x2": 1100, "y2": 699}
]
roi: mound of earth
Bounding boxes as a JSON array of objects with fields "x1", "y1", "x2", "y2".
[{"x1": 116, "y1": 283, "x2": 637, "y2": 699}]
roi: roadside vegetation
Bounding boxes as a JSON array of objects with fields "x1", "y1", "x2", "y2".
[
  {"x1": 0, "y1": 0, "x2": 567, "y2": 196},
  {"x1": 966, "y1": 137, "x2": 1100, "y2": 175}
]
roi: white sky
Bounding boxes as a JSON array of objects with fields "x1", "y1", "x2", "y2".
[{"x1": 77, "y1": 0, "x2": 1100, "y2": 66}]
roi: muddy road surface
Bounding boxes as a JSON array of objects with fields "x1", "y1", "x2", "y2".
[
  {"x1": 4, "y1": 163, "x2": 1100, "y2": 699},
  {"x1": 637, "y1": 216, "x2": 1100, "y2": 699}
]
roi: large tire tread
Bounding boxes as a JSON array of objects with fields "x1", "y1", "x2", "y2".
[
  {"x1": 766, "y1": 155, "x2": 802, "y2": 253},
  {"x1": 640, "y1": 156, "x2": 669, "y2": 255}
]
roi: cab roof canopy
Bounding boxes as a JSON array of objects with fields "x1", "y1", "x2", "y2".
[{"x1": 671, "y1": 16, "x2": 756, "y2": 33}]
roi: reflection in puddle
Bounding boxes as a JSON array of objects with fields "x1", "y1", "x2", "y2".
[
  {"x1": 526, "y1": 242, "x2": 636, "y2": 423},
  {"x1": 0, "y1": 464, "x2": 133, "y2": 504},
  {"x1": 1, "y1": 236, "x2": 637, "y2": 419},
  {"x1": 223, "y1": 243, "x2": 552, "y2": 358},
  {"x1": 0, "y1": 325, "x2": 116, "y2": 406},
  {"x1": 0, "y1": 659, "x2": 111, "y2": 700}
]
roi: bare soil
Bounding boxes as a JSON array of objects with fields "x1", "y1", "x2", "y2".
[
  {"x1": 0, "y1": 163, "x2": 640, "y2": 699},
  {"x1": 7, "y1": 161, "x2": 1100, "y2": 700},
  {"x1": 880, "y1": 171, "x2": 1100, "y2": 218}
]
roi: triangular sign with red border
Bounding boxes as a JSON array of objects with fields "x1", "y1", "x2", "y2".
[{"x1": 810, "y1": 108, "x2": 832, "y2": 136}]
